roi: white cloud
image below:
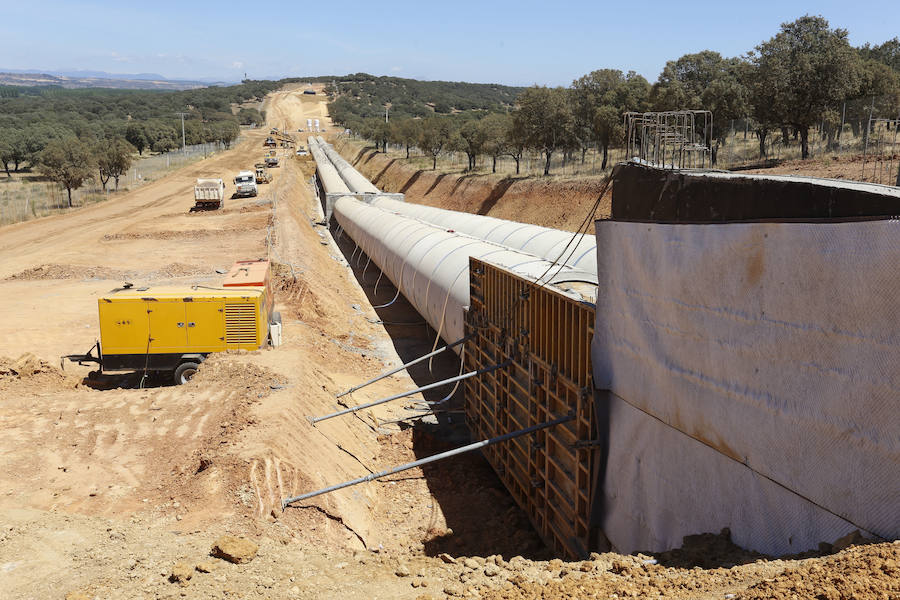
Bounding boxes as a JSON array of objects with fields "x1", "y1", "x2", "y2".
[
  {"x1": 232, "y1": 61, "x2": 244, "y2": 69},
  {"x1": 390, "y1": 66, "x2": 402, "y2": 72}
]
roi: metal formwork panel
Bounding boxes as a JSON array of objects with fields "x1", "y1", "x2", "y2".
[{"x1": 465, "y1": 258, "x2": 596, "y2": 559}]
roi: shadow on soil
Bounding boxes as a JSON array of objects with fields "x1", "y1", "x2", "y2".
[
  {"x1": 371, "y1": 158, "x2": 397, "y2": 186},
  {"x1": 648, "y1": 529, "x2": 768, "y2": 569},
  {"x1": 423, "y1": 173, "x2": 448, "y2": 196},
  {"x1": 332, "y1": 223, "x2": 551, "y2": 560},
  {"x1": 79, "y1": 370, "x2": 177, "y2": 390},
  {"x1": 476, "y1": 177, "x2": 517, "y2": 215},
  {"x1": 399, "y1": 170, "x2": 424, "y2": 194}
]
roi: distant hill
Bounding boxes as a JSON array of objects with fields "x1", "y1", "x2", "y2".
[
  {"x1": 0, "y1": 70, "x2": 229, "y2": 90},
  {"x1": 309, "y1": 73, "x2": 524, "y2": 123}
]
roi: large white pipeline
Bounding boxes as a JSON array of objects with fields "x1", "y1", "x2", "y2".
[
  {"x1": 370, "y1": 196, "x2": 598, "y2": 277},
  {"x1": 314, "y1": 137, "x2": 597, "y2": 276},
  {"x1": 333, "y1": 196, "x2": 590, "y2": 348},
  {"x1": 317, "y1": 136, "x2": 381, "y2": 195},
  {"x1": 309, "y1": 138, "x2": 350, "y2": 195}
]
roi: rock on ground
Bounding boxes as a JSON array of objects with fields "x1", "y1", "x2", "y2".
[{"x1": 210, "y1": 535, "x2": 259, "y2": 564}]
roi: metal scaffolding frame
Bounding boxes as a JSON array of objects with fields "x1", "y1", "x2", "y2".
[
  {"x1": 624, "y1": 110, "x2": 713, "y2": 169},
  {"x1": 861, "y1": 116, "x2": 900, "y2": 186}
]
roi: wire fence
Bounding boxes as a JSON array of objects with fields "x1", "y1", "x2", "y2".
[
  {"x1": 362, "y1": 122, "x2": 899, "y2": 183},
  {"x1": 0, "y1": 139, "x2": 235, "y2": 226}
]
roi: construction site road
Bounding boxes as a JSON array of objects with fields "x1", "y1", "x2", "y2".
[{"x1": 0, "y1": 85, "x2": 896, "y2": 600}]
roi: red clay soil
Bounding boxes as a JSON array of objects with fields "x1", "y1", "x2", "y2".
[{"x1": 335, "y1": 140, "x2": 612, "y2": 232}]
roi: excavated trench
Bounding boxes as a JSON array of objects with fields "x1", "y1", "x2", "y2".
[
  {"x1": 330, "y1": 219, "x2": 553, "y2": 559},
  {"x1": 332, "y1": 222, "x2": 467, "y2": 437}
]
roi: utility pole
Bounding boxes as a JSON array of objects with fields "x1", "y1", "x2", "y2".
[
  {"x1": 175, "y1": 112, "x2": 189, "y2": 155},
  {"x1": 385, "y1": 104, "x2": 389, "y2": 123}
]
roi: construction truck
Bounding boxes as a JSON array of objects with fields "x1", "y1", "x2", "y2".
[
  {"x1": 276, "y1": 132, "x2": 295, "y2": 148},
  {"x1": 233, "y1": 170, "x2": 258, "y2": 197},
  {"x1": 255, "y1": 163, "x2": 272, "y2": 184},
  {"x1": 264, "y1": 136, "x2": 277, "y2": 147},
  {"x1": 192, "y1": 178, "x2": 225, "y2": 211},
  {"x1": 64, "y1": 260, "x2": 280, "y2": 385},
  {"x1": 264, "y1": 151, "x2": 279, "y2": 168}
]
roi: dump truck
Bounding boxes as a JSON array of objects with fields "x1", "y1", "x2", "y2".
[
  {"x1": 233, "y1": 170, "x2": 258, "y2": 197},
  {"x1": 193, "y1": 178, "x2": 225, "y2": 211},
  {"x1": 264, "y1": 152, "x2": 279, "y2": 168},
  {"x1": 254, "y1": 163, "x2": 272, "y2": 183},
  {"x1": 264, "y1": 136, "x2": 277, "y2": 147},
  {"x1": 64, "y1": 260, "x2": 281, "y2": 385}
]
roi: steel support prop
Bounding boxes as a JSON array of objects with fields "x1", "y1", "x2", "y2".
[
  {"x1": 310, "y1": 361, "x2": 511, "y2": 424},
  {"x1": 335, "y1": 335, "x2": 470, "y2": 398},
  {"x1": 282, "y1": 414, "x2": 574, "y2": 508}
]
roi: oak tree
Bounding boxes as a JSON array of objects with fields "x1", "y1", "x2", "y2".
[
  {"x1": 97, "y1": 137, "x2": 135, "y2": 191},
  {"x1": 751, "y1": 16, "x2": 862, "y2": 159},
  {"x1": 38, "y1": 138, "x2": 95, "y2": 207}
]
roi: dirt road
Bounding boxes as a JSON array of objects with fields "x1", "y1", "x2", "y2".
[{"x1": 0, "y1": 87, "x2": 895, "y2": 600}]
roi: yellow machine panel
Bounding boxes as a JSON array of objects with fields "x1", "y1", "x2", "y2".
[
  {"x1": 98, "y1": 287, "x2": 265, "y2": 355},
  {"x1": 98, "y1": 299, "x2": 150, "y2": 355},
  {"x1": 148, "y1": 300, "x2": 188, "y2": 353},
  {"x1": 185, "y1": 299, "x2": 226, "y2": 349}
]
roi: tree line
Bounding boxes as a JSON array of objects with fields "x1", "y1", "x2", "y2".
[
  {"x1": 335, "y1": 16, "x2": 900, "y2": 174},
  {"x1": 34, "y1": 136, "x2": 135, "y2": 207},
  {"x1": 324, "y1": 73, "x2": 522, "y2": 122},
  {"x1": 0, "y1": 79, "x2": 277, "y2": 181}
]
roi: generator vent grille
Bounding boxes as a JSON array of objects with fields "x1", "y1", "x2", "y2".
[{"x1": 225, "y1": 303, "x2": 257, "y2": 345}]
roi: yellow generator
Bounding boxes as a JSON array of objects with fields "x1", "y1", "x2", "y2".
[{"x1": 66, "y1": 285, "x2": 273, "y2": 384}]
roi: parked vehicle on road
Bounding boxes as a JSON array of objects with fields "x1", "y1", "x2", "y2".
[{"x1": 233, "y1": 171, "x2": 258, "y2": 198}]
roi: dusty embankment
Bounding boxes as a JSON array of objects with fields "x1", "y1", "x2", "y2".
[
  {"x1": 0, "y1": 87, "x2": 537, "y2": 600},
  {"x1": 333, "y1": 139, "x2": 611, "y2": 232}
]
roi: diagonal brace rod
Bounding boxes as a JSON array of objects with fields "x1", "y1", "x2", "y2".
[
  {"x1": 310, "y1": 361, "x2": 511, "y2": 424},
  {"x1": 283, "y1": 414, "x2": 574, "y2": 508},
  {"x1": 335, "y1": 335, "x2": 471, "y2": 398}
]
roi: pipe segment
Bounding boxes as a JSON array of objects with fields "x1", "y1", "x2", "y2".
[
  {"x1": 370, "y1": 196, "x2": 598, "y2": 274},
  {"x1": 333, "y1": 196, "x2": 586, "y2": 350}
]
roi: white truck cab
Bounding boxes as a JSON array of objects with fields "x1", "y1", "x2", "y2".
[{"x1": 233, "y1": 170, "x2": 258, "y2": 198}]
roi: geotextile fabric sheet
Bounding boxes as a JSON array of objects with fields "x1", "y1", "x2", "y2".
[{"x1": 591, "y1": 219, "x2": 899, "y2": 554}]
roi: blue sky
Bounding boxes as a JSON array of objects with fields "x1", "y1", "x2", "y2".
[{"x1": 2, "y1": 1, "x2": 897, "y2": 86}]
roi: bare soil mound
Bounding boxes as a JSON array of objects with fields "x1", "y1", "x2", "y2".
[
  {"x1": 189, "y1": 353, "x2": 284, "y2": 398},
  {"x1": 270, "y1": 261, "x2": 312, "y2": 318},
  {"x1": 6, "y1": 262, "x2": 214, "y2": 282},
  {"x1": 6, "y1": 263, "x2": 131, "y2": 281},
  {"x1": 0, "y1": 352, "x2": 78, "y2": 392},
  {"x1": 102, "y1": 229, "x2": 232, "y2": 242},
  {"x1": 741, "y1": 153, "x2": 897, "y2": 183},
  {"x1": 739, "y1": 542, "x2": 900, "y2": 599},
  {"x1": 475, "y1": 540, "x2": 899, "y2": 600},
  {"x1": 147, "y1": 262, "x2": 210, "y2": 279}
]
